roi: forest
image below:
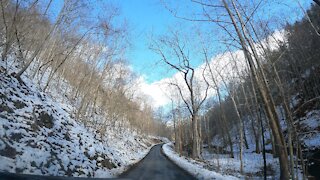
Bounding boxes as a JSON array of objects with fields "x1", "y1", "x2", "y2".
[{"x1": 156, "y1": 1, "x2": 320, "y2": 179}]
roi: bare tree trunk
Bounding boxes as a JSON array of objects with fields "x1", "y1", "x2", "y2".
[
  {"x1": 198, "y1": 115, "x2": 202, "y2": 155},
  {"x1": 151, "y1": 35, "x2": 209, "y2": 159},
  {"x1": 178, "y1": 113, "x2": 183, "y2": 155},
  {"x1": 259, "y1": 106, "x2": 267, "y2": 180},
  {"x1": 217, "y1": 69, "x2": 244, "y2": 173},
  {"x1": 204, "y1": 53, "x2": 234, "y2": 158},
  {"x1": 172, "y1": 101, "x2": 179, "y2": 152},
  {"x1": 204, "y1": 113, "x2": 211, "y2": 151},
  {"x1": 192, "y1": 114, "x2": 201, "y2": 159},
  {"x1": 242, "y1": 83, "x2": 259, "y2": 152},
  {"x1": 223, "y1": 1, "x2": 290, "y2": 179},
  {"x1": 231, "y1": 95, "x2": 244, "y2": 173},
  {"x1": 234, "y1": 93, "x2": 249, "y2": 149}
]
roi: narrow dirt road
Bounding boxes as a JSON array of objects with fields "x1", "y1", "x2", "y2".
[{"x1": 120, "y1": 144, "x2": 196, "y2": 180}]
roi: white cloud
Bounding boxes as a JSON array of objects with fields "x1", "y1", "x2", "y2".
[
  {"x1": 136, "y1": 50, "x2": 246, "y2": 109},
  {"x1": 135, "y1": 76, "x2": 171, "y2": 108},
  {"x1": 136, "y1": 30, "x2": 285, "y2": 109}
]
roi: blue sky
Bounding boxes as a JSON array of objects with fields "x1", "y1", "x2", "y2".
[
  {"x1": 114, "y1": 0, "x2": 311, "y2": 83},
  {"x1": 114, "y1": 0, "x2": 208, "y2": 84},
  {"x1": 113, "y1": 0, "x2": 312, "y2": 109},
  {"x1": 47, "y1": 0, "x2": 311, "y2": 85},
  {"x1": 115, "y1": 0, "x2": 177, "y2": 83},
  {"x1": 46, "y1": 0, "x2": 312, "y2": 109}
]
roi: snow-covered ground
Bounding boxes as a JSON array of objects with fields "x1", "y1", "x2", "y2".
[
  {"x1": 162, "y1": 143, "x2": 238, "y2": 180},
  {"x1": 201, "y1": 149, "x2": 280, "y2": 179},
  {"x1": 0, "y1": 61, "x2": 160, "y2": 177},
  {"x1": 207, "y1": 102, "x2": 320, "y2": 178},
  {"x1": 298, "y1": 110, "x2": 320, "y2": 149},
  {"x1": 160, "y1": 96, "x2": 320, "y2": 179}
]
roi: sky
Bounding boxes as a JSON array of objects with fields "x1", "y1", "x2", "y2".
[
  {"x1": 116, "y1": 0, "x2": 175, "y2": 83},
  {"x1": 115, "y1": 0, "x2": 311, "y2": 82},
  {"x1": 113, "y1": 0, "x2": 311, "y2": 109},
  {"x1": 48, "y1": 0, "x2": 312, "y2": 109},
  {"x1": 114, "y1": 0, "x2": 207, "y2": 84}
]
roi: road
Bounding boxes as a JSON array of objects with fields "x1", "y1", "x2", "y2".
[
  {"x1": 0, "y1": 144, "x2": 195, "y2": 180},
  {"x1": 0, "y1": 172, "x2": 124, "y2": 180},
  {"x1": 120, "y1": 144, "x2": 196, "y2": 180}
]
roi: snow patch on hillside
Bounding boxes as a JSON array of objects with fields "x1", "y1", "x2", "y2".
[{"x1": 0, "y1": 62, "x2": 159, "y2": 177}]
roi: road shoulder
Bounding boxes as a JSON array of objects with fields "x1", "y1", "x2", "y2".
[{"x1": 162, "y1": 142, "x2": 239, "y2": 180}]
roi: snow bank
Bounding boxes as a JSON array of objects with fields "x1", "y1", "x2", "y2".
[{"x1": 162, "y1": 143, "x2": 238, "y2": 180}]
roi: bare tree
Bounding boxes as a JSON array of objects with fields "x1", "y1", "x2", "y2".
[
  {"x1": 161, "y1": 0, "x2": 291, "y2": 178},
  {"x1": 151, "y1": 31, "x2": 209, "y2": 159},
  {"x1": 222, "y1": 1, "x2": 290, "y2": 178}
]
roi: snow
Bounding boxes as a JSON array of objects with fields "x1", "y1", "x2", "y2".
[
  {"x1": 296, "y1": 110, "x2": 320, "y2": 149},
  {"x1": 304, "y1": 133, "x2": 320, "y2": 148},
  {"x1": 162, "y1": 143, "x2": 239, "y2": 180},
  {"x1": 201, "y1": 149, "x2": 281, "y2": 179},
  {"x1": 300, "y1": 110, "x2": 320, "y2": 130},
  {"x1": 0, "y1": 60, "x2": 159, "y2": 177}
]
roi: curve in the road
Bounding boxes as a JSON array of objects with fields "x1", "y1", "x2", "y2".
[{"x1": 120, "y1": 144, "x2": 196, "y2": 180}]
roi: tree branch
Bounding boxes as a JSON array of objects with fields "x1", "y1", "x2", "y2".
[{"x1": 169, "y1": 82, "x2": 193, "y2": 115}]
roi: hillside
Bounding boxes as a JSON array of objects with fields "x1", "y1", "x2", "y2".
[{"x1": 0, "y1": 61, "x2": 160, "y2": 177}]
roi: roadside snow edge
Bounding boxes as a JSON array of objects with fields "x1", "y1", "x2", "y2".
[{"x1": 162, "y1": 143, "x2": 239, "y2": 180}]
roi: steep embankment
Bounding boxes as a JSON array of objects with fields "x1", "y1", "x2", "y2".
[
  {"x1": 0, "y1": 65, "x2": 159, "y2": 177},
  {"x1": 207, "y1": 94, "x2": 320, "y2": 178}
]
